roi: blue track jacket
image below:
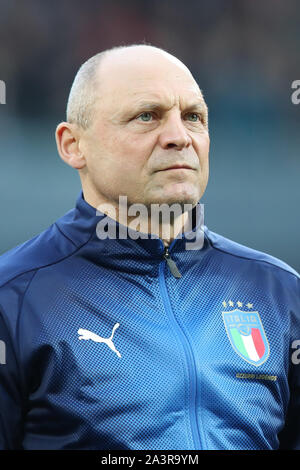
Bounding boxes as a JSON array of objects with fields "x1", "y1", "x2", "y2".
[{"x1": 0, "y1": 191, "x2": 299, "y2": 450}]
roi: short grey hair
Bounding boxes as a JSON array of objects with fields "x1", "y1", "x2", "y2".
[{"x1": 66, "y1": 50, "x2": 108, "y2": 129}]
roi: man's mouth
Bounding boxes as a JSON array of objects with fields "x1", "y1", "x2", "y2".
[{"x1": 158, "y1": 164, "x2": 194, "y2": 171}]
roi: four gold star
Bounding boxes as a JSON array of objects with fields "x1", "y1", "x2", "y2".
[{"x1": 221, "y1": 301, "x2": 254, "y2": 309}]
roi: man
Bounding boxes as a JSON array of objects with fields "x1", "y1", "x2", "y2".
[{"x1": 0, "y1": 44, "x2": 299, "y2": 450}]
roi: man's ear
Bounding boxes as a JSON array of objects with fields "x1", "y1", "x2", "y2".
[{"x1": 55, "y1": 122, "x2": 86, "y2": 169}]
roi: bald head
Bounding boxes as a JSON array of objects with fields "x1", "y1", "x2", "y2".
[
  {"x1": 66, "y1": 44, "x2": 204, "y2": 130},
  {"x1": 57, "y1": 43, "x2": 210, "y2": 215}
]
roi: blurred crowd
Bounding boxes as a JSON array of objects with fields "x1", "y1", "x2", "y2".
[{"x1": 1, "y1": 0, "x2": 299, "y2": 120}]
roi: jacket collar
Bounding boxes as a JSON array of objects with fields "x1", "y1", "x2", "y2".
[{"x1": 57, "y1": 191, "x2": 208, "y2": 257}]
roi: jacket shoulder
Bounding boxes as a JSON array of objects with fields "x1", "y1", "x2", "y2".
[
  {"x1": 205, "y1": 228, "x2": 300, "y2": 279},
  {"x1": 0, "y1": 210, "x2": 80, "y2": 288}
]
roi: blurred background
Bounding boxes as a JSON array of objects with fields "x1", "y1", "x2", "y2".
[{"x1": 0, "y1": 0, "x2": 299, "y2": 271}]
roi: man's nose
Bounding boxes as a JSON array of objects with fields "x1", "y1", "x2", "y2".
[{"x1": 158, "y1": 113, "x2": 192, "y2": 150}]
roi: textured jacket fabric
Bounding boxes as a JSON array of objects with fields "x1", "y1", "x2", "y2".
[{"x1": 0, "y1": 191, "x2": 299, "y2": 450}]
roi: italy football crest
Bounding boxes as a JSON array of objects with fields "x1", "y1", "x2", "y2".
[{"x1": 222, "y1": 308, "x2": 270, "y2": 366}]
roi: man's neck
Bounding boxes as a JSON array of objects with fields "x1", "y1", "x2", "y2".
[{"x1": 81, "y1": 188, "x2": 191, "y2": 245}]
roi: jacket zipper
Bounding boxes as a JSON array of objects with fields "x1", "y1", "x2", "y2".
[
  {"x1": 159, "y1": 246, "x2": 202, "y2": 450},
  {"x1": 163, "y1": 247, "x2": 181, "y2": 278}
]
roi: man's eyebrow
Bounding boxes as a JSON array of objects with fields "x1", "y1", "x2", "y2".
[
  {"x1": 184, "y1": 102, "x2": 208, "y2": 113},
  {"x1": 120, "y1": 100, "x2": 207, "y2": 117},
  {"x1": 132, "y1": 100, "x2": 207, "y2": 113},
  {"x1": 130, "y1": 101, "x2": 170, "y2": 113}
]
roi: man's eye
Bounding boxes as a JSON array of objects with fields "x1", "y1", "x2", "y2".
[
  {"x1": 137, "y1": 112, "x2": 153, "y2": 122},
  {"x1": 185, "y1": 112, "x2": 201, "y2": 122}
]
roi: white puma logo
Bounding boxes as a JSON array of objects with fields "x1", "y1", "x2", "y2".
[{"x1": 78, "y1": 323, "x2": 121, "y2": 358}]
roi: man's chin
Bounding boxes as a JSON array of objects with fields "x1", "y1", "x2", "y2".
[
  {"x1": 149, "y1": 191, "x2": 200, "y2": 207},
  {"x1": 144, "y1": 196, "x2": 198, "y2": 211}
]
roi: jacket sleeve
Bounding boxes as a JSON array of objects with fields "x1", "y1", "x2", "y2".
[
  {"x1": 0, "y1": 310, "x2": 24, "y2": 449},
  {"x1": 278, "y1": 341, "x2": 300, "y2": 449},
  {"x1": 278, "y1": 279, "x2": 300, "y2": 449}
]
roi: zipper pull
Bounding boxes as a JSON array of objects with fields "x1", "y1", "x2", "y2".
[{"x1": 163, "y1": 247, "x2": 182, "y2": 279}]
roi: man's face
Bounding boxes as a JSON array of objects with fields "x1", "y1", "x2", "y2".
[{"x1": 79, "y1": 49, "x2": 210, "y2": 210}]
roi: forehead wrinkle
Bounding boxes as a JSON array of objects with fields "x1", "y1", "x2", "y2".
[
  {"x1": 119, "y1": 93, "x2": 205, "y2": 114},
  {"x1": 130, "y1": 90, "x2": 175, "y2": 109},
  {"x1": 108, "y1": 81, "x2": 207, "y2": 122},
  {"x1": 131, "y1": 100, "x2": 173, "y2": 112}
]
